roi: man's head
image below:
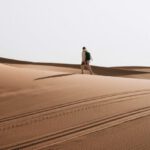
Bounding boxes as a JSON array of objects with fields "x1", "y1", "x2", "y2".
[{"x1": 82, "y1": 47, "x2": 86, "y2": 51}]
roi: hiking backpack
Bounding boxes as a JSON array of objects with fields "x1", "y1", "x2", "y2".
[{"x1": 85, "y1": 51, "x2": 91, "y2": 61}]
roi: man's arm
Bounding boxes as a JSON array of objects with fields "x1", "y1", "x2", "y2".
[{"x1": 82, "y1": 51, "x2": 86, "y2": 62}]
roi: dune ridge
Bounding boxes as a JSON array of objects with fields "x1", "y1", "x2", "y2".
[{"x1": 1, "y1": 57, "x2": 150, "y2": 79}]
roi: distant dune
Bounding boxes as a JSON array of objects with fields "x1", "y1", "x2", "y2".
[
  {"x1": 112, "y1": 66, "x2": 150, "y2": 79},
  {"x1": 1, "y1": 57, "x2": 150, "y2": 149}
]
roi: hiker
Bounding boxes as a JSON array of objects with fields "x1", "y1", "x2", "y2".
[{"x1": 81, "y1": 47, "x2": 94, "y2": 75}]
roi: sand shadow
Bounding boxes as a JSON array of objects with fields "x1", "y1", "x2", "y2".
[
  {"x1": 34, "y1": 73, "x2": 75, "y2": 81},
  {"x1": 92, "y1": 66, "x2": 149, "y2": 77}
]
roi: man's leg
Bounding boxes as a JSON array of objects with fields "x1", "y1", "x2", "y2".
[
  {"x1": 81, "y1": 64, "x2": 84, "y2": 74},
  {"x1": 87, "y1": 61, "x2": 94, "y2": 75}
]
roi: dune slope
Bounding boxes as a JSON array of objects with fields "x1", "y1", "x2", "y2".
[{"x1": 0, "y1": 61, "x2": 150, "y2": 149}]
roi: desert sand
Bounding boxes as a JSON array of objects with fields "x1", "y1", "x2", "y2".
[{"x1": 0, "y1": 57, "x2": 150, "y2": 150}]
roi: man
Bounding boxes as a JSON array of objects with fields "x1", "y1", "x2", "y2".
[{"x1": 81, "y1": 47, "x2": 94, "y2": 75}]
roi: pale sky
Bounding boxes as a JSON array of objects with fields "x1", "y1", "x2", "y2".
[{"x1": 0, "y1": 0, "x2": 150, "y2": 67}]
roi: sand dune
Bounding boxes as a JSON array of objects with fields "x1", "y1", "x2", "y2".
[{"x1": 0, "y1": 58, "x2": 150, "y2": 150}]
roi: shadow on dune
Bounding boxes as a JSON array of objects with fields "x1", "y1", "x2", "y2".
[
  {"x1": 92, "y1": 66, "x2": 149, "y2": 77},
  {"x1": 35, "y1": 73, "x2": 75, "y2": 81}
]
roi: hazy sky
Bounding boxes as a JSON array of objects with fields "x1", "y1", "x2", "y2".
[{"x1": 0, "y1": 0, "x2": 150, "y2": 66}]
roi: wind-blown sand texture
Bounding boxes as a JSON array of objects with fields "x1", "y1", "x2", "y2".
[{"x1": 0, "y1": 57, "x2": 150, "y2": 150}]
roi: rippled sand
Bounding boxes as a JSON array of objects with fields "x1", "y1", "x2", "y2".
[{"x1": 0, "y1": 58, "x2": 150, "y2": 150}]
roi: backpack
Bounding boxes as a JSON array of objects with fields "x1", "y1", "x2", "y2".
[{"x1": 85, "y1": 51, "x2": 91, "y2": 61}]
